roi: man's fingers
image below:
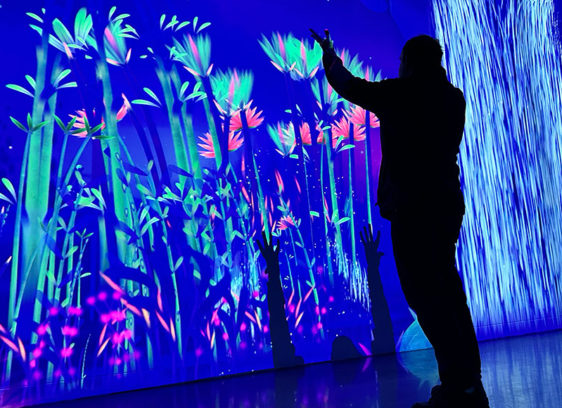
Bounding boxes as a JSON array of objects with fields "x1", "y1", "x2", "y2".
[
  {"x1": 360, "y1": 230, "x2": 365, "y2": 245},
  {"x1": 261, "y1": 230, "x2": 268, "y2": 246},
  {"x1": 256, "y1": 239, "x2": 264, "y2": 253},
  {"x1": 368, "y1": 224, "x2": 374, "y2": 241},
  {"x1": 275, "y1": 238, "x2": 280, "y2": 254},
  {"x1": 324, "y1": 29, "x2": 330, "y2": 41},
  {"x1": 309, "y1": 28, "x2": 322, "y2": 42}
]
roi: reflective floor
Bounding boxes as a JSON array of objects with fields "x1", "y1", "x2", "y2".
[{"x1": 31, "y1": 330, "x2": 562, "y2": 408}]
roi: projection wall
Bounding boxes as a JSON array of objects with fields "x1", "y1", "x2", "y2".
[{"x1": 1, "y1": 0, "x2": 561, "y2": 405}]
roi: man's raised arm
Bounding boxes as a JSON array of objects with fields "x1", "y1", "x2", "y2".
[{"x1": 310, "y1": 28, "x2": 388, "y2": 116}]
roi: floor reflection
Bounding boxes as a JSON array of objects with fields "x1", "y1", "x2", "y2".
[{"x1": 26, "y1": 330, "x2": 562, "y2": 408}]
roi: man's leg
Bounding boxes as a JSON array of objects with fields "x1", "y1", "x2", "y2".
[{"x1": 391, "y1": 213, "x2": 483, "y2": 391}]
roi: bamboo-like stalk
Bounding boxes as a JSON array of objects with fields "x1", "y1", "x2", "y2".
[
  {"x1": 5, "y1": 118, "x2": 34, "y2": 379},
  {"x1": 156, "y1": 58, "x2": 190, "y2": 182},
  {"x1": 347, "y1": 122, "x2": 357, "y2": 267},
  {"x1": 364, "y1": 111, "x2": 373, "y2": 225}
]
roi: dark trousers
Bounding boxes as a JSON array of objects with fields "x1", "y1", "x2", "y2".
[{"x1": 391, "y1": 208, "x2": 482, "y2": 390}]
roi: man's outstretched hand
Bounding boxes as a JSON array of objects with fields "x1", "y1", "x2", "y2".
[
  {"x1": 310, "y1": 28, "x2": 334, "y2": 52},
  {"x1": 360, "y1": 224, "x2": 383, "y2": 263},
  {"x1": 256, "y1": 231, "x2": 280, "y2": 272}
]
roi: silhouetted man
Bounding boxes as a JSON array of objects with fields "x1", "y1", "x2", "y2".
[{"x1": 311, "y1": 29, "x2": 489, "y2": 408}]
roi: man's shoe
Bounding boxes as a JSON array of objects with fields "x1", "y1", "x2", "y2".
[
  {"x1": 412, "y1": 383, "x2": 490, "y2": 408},
  {"x1": 412, "y1": 385, "x2": 450, "y2": 408}
]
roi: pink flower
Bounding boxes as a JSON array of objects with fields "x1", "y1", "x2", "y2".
[
  {"x1": 198, "y1": 131, "x2": 244, "y2": 158},
  {"x1": 68, "y1": 306, "x2": 83, "y2": 316},
  {"x1": 300, "y1": 122, "x2": 323, "y2": 145},
  {"x1": 122, "y1": 329, "x2": 133, "y2": 340},
  {"x1": 112, "y1": 291, "x2": 122, "y2": 300},
  {"x1": 277, "y1": 215, "x2": 297, "y2": 230},
  {"x1": 331, "y1": 116, "x2": 365, "y2": 142},
  {"x1": 345, "y1": 105, "x2": 380, "y2": 128},
  {"x1": 48, "y1": 307, "x2": 59, "y2": 316},
  {"x1": 69, "y1": 95, "x2": 129, "y2": 138},
  {"x1": 240, "y1": 322, "x2": 247, "y2": 331},
  {"x1": 100, "y1": 313, "x2": 111, "y2": 324},
  {"x1": 60, "y1": 347, "x2": 73, "y2": 358},
  {"x1": 68, "y1": 367, "x2": 76, "y2": 376},
  {"x1": 61, "y1": 326, "x2": 78, "y2": 337},
  {"x1": 222, "y1": 332, "x2": 229, "y2": 341},
  {"x1": 32, "y1": 348, "x2": 42, "y2": 358},
  {"x1": 37, "y1": 323, "x2": 49, "y2": 336},
  {"x1": 110, "y1": 310, "x2": 126, "y2": 322},
  {"x1": 229, "y1": 103, "x2": 264, "y2": 131},
  {"x1": 86, "y1": 296, "x2": 96, "y2": 305},
  {"x1": 195, "y1": 348, "x2": 204, "y2": 357},
  {"x1": 112, "y1": 332, "x2": 124, "y2": 344},
  {"x1": 97, "y1": 291, "x2": 108, "y2": 301}
]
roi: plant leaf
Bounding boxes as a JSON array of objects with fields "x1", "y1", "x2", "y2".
[
  {"x1": 143, "y1": 87, "x2": 161, "y2": 105},
  {"x1": 131, "y1": 99, "x2": 159, "y2": 108},
  {"x1": 9, "y1": 116, "x2": 27, "y2": 132},
  {"x1": 6, "y1": 84, "x2": 33, "y2": 98}
]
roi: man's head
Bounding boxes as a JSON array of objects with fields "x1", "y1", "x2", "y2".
[{"x1": 399, "y1": 35, "x2": 443, "y2": 78}]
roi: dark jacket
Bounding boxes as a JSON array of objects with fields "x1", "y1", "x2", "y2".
[{"x1": 323, "y1": 50, "x2": 466, "y2": 220}]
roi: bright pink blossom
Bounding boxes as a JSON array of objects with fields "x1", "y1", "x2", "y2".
[
  {"x1": 198, "y1": 131, "x2": 243, "y2": 158},
  {"x1": 229, "y1": 104, "x2": 264, "y2": 131},
  {"x1": 68, "y1": 306, "x2": 83, "y2": 316},
  {"x1": 61, "y1": 326, "x2": 78, "y2": 337}
]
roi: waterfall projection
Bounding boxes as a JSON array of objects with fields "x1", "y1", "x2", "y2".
[{"x1": 434, "y1": 0, "x2": 562, "y2": 339}]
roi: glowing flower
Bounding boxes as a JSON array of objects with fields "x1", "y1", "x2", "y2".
[
  {"x1": 70, "y1": 94, "x2": 130, "y2": 137},
  {"x1": 68, "y1": 306, "x2": 83, "y2": 316},
  {"x1": 60, "y1": 347, "x2": 73, "y2": 358},
  {"x1": 229, "y1": 102, "x2": 264, "y2": 132},
  {"x1": 259, "y1": 32, "x2": 322, "y2": 80},
  {"x1": 198, "y1": 131, "x2": 243, "y2": 158},
  {"x1": 37, "y1": 323, "x2": 49, "y2": 336},
  {"x1": 211, "y1": 69, "x2": 254, "y2": 115},
  {"x1": 331, "y1": 116, "x2": 365, "y2": 142},
  {"x1": 300, "y1": 122, "x2": 323, "y2": 145},
  {"x1": 172, "y1": 35, "x2": 212, "y2": 77},
  {"x1": 61, "y1": 326, "x2": 78, "y2": 337},
  {"x1": 345, "y1": 105, "x2": 380, "y2": 128},
  {"x1": 267, "y1": 122, "x2": 296, "y2": 157},
  {"x1": 277, "y1": 215, "x2": 297, "y2": 230}
]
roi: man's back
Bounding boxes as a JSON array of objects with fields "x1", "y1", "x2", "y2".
[
  {"x1": 374, "y1": 73, "x2": 466, "y2": 218},
  {"x1": 321, "y1": 49, "x2": 465, "y2": 219}
]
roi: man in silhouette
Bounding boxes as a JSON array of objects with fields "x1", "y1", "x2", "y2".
[{"x1": 311, "y1": 30, "x2": 489, "y2": 408}]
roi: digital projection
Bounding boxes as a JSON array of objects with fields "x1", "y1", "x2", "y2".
[{"x1": 0, "y1": 0, "x2": 561, "y2": 405}]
